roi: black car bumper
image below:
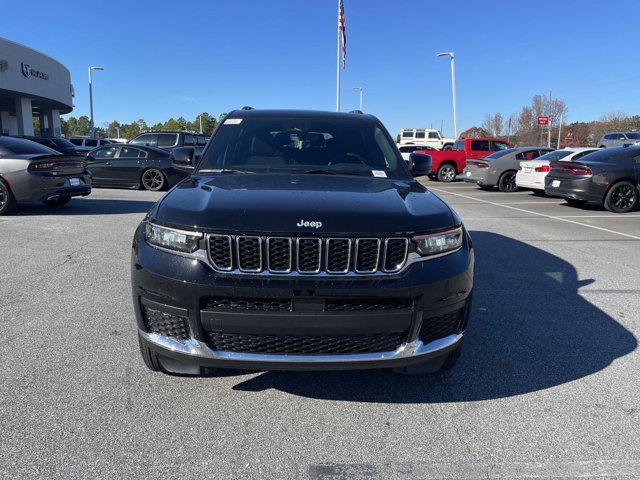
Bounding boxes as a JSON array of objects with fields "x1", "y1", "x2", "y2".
[
  {"x1": 131, "y1": 226, "x2": 474, "y2": 372},
  {"x1": 544, "y1": 176, "x2": 604, "y2": 202}
]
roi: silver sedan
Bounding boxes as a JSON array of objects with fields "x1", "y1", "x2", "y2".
[
  {"x1": 462, "y1": 147, "x2": 553, "y2": 192},
  {"x1": 0, "y1": 136, "x2": 91, "y2": 214}
]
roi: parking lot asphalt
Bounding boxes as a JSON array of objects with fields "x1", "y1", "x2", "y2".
[{"x1": 1, "y1": 182, "x2": 639, "y2": 479}]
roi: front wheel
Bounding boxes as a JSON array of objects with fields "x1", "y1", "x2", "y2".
[
  {"x1": 141, "y1": 169, "x2": 166, "y2": 191},
  {"x1": 0, "y1": 181, "x2": 17, "y2": 215},
  {"x1": 497, "y1": 171, "x2": 518, "y2": 192},
  {"x1": 604, "y1": 181, "x2": 638, "y2": 213},
  {"x1": 43, "y1": 195, "x2": 71, "y2": 207},
  {"x1": 437, "y1": 164, "x2": 457, "y2": 182}
]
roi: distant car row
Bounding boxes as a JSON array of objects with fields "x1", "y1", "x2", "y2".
[
  {"x1": 457, "y1": 145, "x2": 639, "y2": 213},
  {"x1": 0, "y1": 136, "x2": 191, "y2": 215}
]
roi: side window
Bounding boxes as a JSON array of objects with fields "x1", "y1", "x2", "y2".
[
  {"x1": 183, "y1": 134, "x2": 194, "y2": 146},
  {"x1": 69, "y1": 138, "x2": 83, "y2": 146},
  {"x1": 197, "y1": 135, "x2": 207, "y2": 146},
  {"x1": 119, "y1": 147, "x2": 146, "y2": 158},
  {"x1": 428, "y1": 132, "x2": 439, "y2": 139},
  {"x1": 491, "y1": 141, "x2": 510, "y2": 151},
  {"x1": 93, "y1": 147, "x2": 117, "y2": 158},
  {"x1": 157, "y1": 133, "x2": 179, "y2": 148},
  {"x1": 84, "y1": 139, "x2": 98, "y2": 147},
  {"x1": 453, "y1": 140, "x2": 465, "y2": 151},
  {"x1": 471, "y1": 140, "x2": 490, "y2": 151},
  {"x1": 130, "y1": 134, "x2": 157, "y2": 146},
  {"x1": 415, "y1": 131, "x2": 425, "y2": 139}
]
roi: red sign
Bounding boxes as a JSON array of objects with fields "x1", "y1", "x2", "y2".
[{"x1": 537, "y1": 116, "x2": 549, "y2": 125}]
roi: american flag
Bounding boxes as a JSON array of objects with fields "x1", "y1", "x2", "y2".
[{"x1": 339, "y1": 0, "x2": 346, "y2": 69}]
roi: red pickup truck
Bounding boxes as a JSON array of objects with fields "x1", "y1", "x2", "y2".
[{"x1": 421, "y1": 137, "x2": 513, "y2": 182}]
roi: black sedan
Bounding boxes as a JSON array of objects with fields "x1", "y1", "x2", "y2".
[
  {"x1": 545, "y1": 146, "x2": 640, "y2": 213},
  {"x1": 86, "y1": 145, "x2": 187, "y2": 191}
]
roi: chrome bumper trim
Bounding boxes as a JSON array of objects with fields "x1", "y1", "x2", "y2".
[{"x1": 139, "y1": 330, "x2": 463, "y2": 364}]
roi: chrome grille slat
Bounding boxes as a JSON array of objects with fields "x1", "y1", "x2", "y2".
[
  {"x1": 207, "y1": 235, "x2": 409, "y2": 275},
  {"x1": 354, "y1": 238, "x2": 381, "y2": 273},
  {"x1": 296, "y1": 238, "x2": 322, "y2": 273}
]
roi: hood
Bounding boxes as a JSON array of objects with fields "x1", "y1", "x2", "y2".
[{"x1": 153, "y1": 173, "x2": 455, "y2": 234}]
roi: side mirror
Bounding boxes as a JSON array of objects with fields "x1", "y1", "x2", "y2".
[
  {"x1": 170, "y1": 147, "x2": 196, "y2": 170},
  {"x1": 409, "y1": 153, "x2": 432, "y2": 176}
]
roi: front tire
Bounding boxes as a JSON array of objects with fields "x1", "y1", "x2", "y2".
[
  {"x1": 141, "y1": 169, "x2": 166, "y2": 191},
  {"x1": 394, "y1": 346, "x2": 462, "y2": 376},
  {"x1": 138, "y1": 335, "x2": 163, "y2": 372},
  {"x1": 604, "y1": 181, "x2": 638, "y2": 213},
  {"x1": 43, "y1": 195, "x2": 71, "y2": 207},
  {"x1": 0, "y1": 181, "x2": 16, "y2": 215},
  {"x1": 497, "y1": 171, "x2": 518, "y2": 192},
  {"x1": 437, "y1": 164, "x2": 457, "y2": 182}
]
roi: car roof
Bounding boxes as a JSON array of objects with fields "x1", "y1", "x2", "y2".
[
  {"x1": 225, "y1": 109, "x2": 379, "y2": 124},
  {"x1": 561, "y1": 147, "x2": 598, "y2": 152}
]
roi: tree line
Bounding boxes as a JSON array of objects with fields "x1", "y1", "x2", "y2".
[
  {"x1": 468, "y1": 93, "x2": 640, "y2": 147},
  {"x1": 60, "y1": 112, "x2": 227, "y2": 139}
]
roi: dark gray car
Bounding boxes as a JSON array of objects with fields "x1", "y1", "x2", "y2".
[
  {"x1": 462, "y1": 147, "x2": 553, "y2": 192},
  {"x1": 0, "y1": 136, "x2": 91, "y2": 215}
]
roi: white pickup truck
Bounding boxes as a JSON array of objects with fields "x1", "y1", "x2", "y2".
[{"x1": 397, "y1": 129, "x2": 456, "y2": 150}]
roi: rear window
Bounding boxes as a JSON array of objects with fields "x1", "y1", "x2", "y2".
[
  {"x1": 471, "y1": 140, "x2": 491, "y2": 151},
  {"x1": 0, "y1": 137, "x2": 58, "y2": 155},
  {"x1": 626, "y1": 133, "x2": 640, "y2": 139},
  {"x1": 51, "y1": 138, "x2": 77, "y2": 149},
  {"x1": 484, "y1": 148, "x2": 516, "y2": 159},
  {"x1": 537, "y1": 150, "x2": 572, "y2": 161}
]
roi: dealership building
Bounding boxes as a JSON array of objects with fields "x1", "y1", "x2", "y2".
[{"x1": 0, "y1": 37, "x2": 73, "y2": 137}]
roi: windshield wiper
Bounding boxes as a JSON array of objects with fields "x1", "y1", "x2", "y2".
[
  {"x1": 301, "y1": 169, "x2": 365, "y2": 176},
  {"x1": 197, "y1": 169, "x2": 254, "y2": 174}
]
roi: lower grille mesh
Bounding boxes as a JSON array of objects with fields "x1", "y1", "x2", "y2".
[
  {"x1": 202, "y1": 297, "x2": 292, "y2": 312},
  {"x1": 207, "y1": 332, "x2": 406, "y2": 355},
  {"x1": 142, "y1": 306, "x2": 190, "y2": 341},
  {"x1": 419, "y1": 309, "x2": 463, "y2": 345}
]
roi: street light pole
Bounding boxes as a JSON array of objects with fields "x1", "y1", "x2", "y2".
[
  {"x1": 88, "y1": 66, "x2": 104, "y2": 138},
  {"x1": 436, "y1": 52, "x2": 458, "y2": 139},
  {"x1": 353, "y1": 86, "x2": 363, "y2": 111}
]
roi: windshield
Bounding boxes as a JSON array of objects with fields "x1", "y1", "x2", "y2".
[
  {"x1": 484, "y1": 148, "x2": 516, "y2": 159},
  {"x1": 196, "y1": 117, "x2": 408, "y2": 179},
  {"x1": 626, "y1": 133, "x2": 640, "y2": 139},
  {"x1": 51, "y1": 138, "x2": 77, "y2": 149},
  {"x1": 537, "y1": 150, "x2": 572, "y2": 161},
  {"x1": 0, "y1": 136, "x2": 58, "y2": 155}
]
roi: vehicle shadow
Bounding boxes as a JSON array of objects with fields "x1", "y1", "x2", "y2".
[
  {"x1": 12, "y1": 198, "x2": 157, "y2": 216},
  {"x1": 230, "y1": 231, "x2": 637, "y2": 402}
]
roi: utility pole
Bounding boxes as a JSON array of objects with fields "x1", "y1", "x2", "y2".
[
  {"x1": 547, "y1": 90, "x2": 552, "y2": 148},
  {"x1": 440, "y1": 119, "x2": 444, "y2": 135},
  {"x1": 88, "y1": 66, "x2": 104, "y2": 138},
  {"x1": 199, "y1": 115, "x2": 203, "y2": 134},
  {"x1": 557, "y1": 112, "x2": 563, "y2": 149},
  {"x1": 352, "y1": 87, "x2": 363, "y2": 111},
  {"x1": 507, "y1": 117, "x2": 512, "y2": 144},
  {"x1": 436, "y1": 52, "x2": 458, "y2": 138},
  {"x1": 335, "y1": 0, "x2": 341, "y2": 111}
]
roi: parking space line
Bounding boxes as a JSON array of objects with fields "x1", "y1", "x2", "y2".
[{"x1": 430, "y1": 187, "x2": 640, "y2": 240}]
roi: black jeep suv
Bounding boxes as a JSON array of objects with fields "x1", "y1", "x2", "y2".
[{"x1": 132, "y1": 110, "x2": 473, "y2": 375}]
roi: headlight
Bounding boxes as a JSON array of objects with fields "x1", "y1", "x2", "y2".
[
  {"x1": 144, "y1": 222, "x2": 202, "y2": 253},
  {"x1": 413, "y1": 226, "x2": 463, "y2": 256}
]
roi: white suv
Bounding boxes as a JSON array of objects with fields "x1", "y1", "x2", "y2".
[
  {"x1": 397, "y1": 129, "x2": 455, "y2": 150},
  {"x1": 597, "y1": 132, "x2": 640, "y2": 148}
]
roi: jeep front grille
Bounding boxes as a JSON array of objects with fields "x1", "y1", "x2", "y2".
[{"x1": 207, "y1": 235, "x2": 408, "y2": 275}]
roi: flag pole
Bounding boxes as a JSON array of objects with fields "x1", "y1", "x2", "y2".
[{"x1": 336, "y1": 0, "x2": 341, "y2": 112}]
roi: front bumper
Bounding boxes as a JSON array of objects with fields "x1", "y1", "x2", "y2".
[{"x1": 131, "y1": 225, "x2": 474, "y2": 371}]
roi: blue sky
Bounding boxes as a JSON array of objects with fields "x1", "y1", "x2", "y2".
[{"x1": 2, "y1": 0, "x2": 639, "y2": 137}]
